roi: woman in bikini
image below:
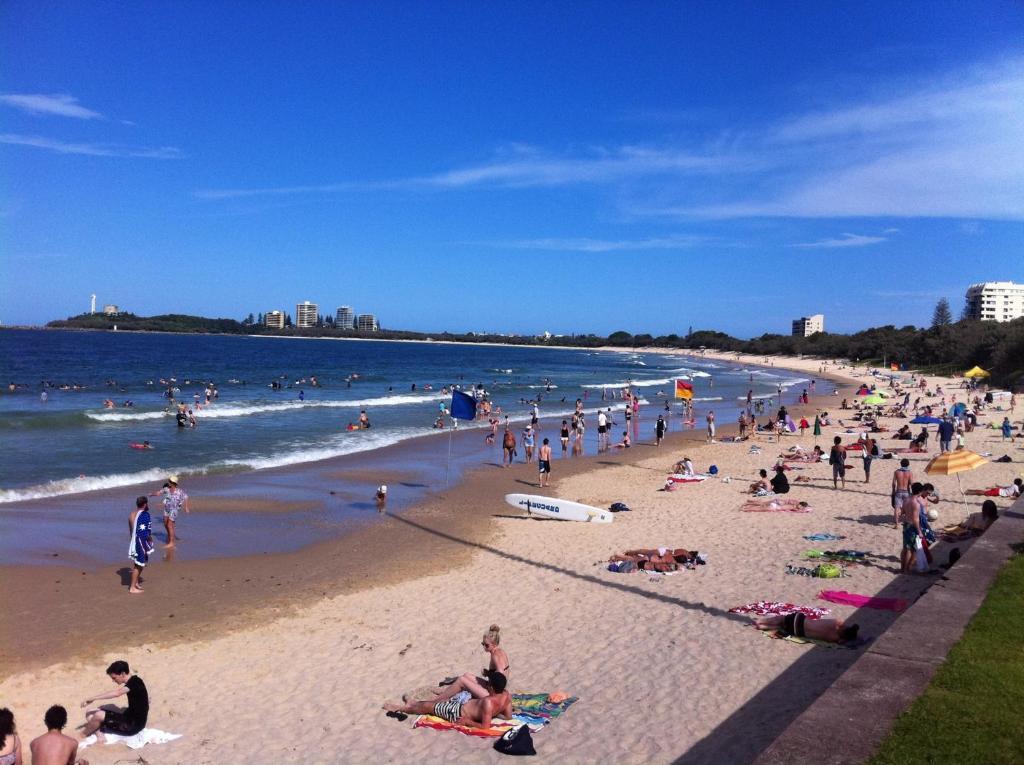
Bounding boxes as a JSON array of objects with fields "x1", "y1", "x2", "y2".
[{"x1": 426, "y1": 625, "x2": 511, "y2": 703}]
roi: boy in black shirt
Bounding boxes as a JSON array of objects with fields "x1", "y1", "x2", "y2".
[{"x1": 80, "y1": 660, "x2": 149, "y2": 742}]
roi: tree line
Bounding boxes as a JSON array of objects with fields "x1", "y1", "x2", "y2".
[{"x1": 45, "y1": 309, "x2": 1023, "y2": 390}]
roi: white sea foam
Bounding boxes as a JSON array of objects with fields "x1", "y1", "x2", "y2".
[
  {"x1": 581, "y1": 378, "x2": 674, "y2": 389},
  {"x1": 84, "y1": 393, "x2": 444, "y2": 423}
]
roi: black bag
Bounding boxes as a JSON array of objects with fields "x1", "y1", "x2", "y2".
[
  {"x1": 494, "y1": 724, "x2": 536, "y2": 756},
  {"x1": 609, "y1": 502, "x2": 631, "y2": 512}
]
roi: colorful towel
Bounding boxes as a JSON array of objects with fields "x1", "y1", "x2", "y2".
[
  {"x1": 818, "y1": 590, "x2": 908, "y2": 612},
  {"x1": 805, "y1": 549, "x2": 868, "y2": 564},
  {"x1": 786, "y1": 563, "x2": 847, "y2": 578},
  {"x1": 413, "y1": 693, "x2": 578, "y2": 737},
  {"x1": 804, "y1": 533, "x2": 846, "y2": 542},
  {"x1": 730, "y1": 601, "x2": 831, "y2": 619}
]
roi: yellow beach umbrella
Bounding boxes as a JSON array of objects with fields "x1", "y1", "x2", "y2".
[
  {"x1": 925, "y1": 449, "x2": 988, "y2": 511},
  {"x1": 963, "y1": 366, "x2": 990, "y2": 379},
  {"x1": 862, "y1": 394, "x2": 886, "y2": 405}
]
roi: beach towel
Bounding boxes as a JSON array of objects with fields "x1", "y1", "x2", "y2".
[
  {"x1": 818, "y1": 590, "x2": 908, "y2": 612},
  {"x1": 803, "y1": 533, "x2": 846, "y2": 542},
  {"x1": 79, "y1": 728, "x2": 182, "y2": 750},
  {"x1": 413, "y1": 693, "x2": 578, "y2": 738},
  {"x1": 129, "y1": 507, "x2": 154, "y2": 565},
  {"x1": 729, "y1": 601, "x2": 831, "y2": 619},
  {"x1": 786, "y1": 563, "x2": 846, "y2": 578},
  {"x1": 804, "y1": 549, "x2": 868, "y2": 564}
]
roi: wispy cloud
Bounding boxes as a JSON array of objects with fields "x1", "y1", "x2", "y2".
[
  {"x1": 194, "y1": 56, "x2": 1024, "y2": 221},
  {"x1": 790, "y1": 233, "x2": 887, "y2": 248},
  {"x1": 0, "y1": 93, "x2": 103, "y2": 119},
  {"x1": 0, "y1": 133, "x2": 182, "y2": 159},
  {"x1": 482, "y1": 234, "x2": 708, "y2": 252}
]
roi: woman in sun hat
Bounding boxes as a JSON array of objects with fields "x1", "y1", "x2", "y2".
[{"x1": 149, "y1": 474, "x2": 190, "y2": 547}]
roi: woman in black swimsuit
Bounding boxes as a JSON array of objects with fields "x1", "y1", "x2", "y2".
[{"x1": 426, "y1": 625, "x2": 511, "y2": 703}]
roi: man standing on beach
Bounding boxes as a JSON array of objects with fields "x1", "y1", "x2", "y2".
[
  {"x1": 538, "y1": 438, "x2": 552, "y2": 487},
  {"x1": 597, "y1": 410, "x2": 608, "y2": 450},
  {"x1": 829, "y1": 436, "x2": 847, "y2": 490},
  {"x1": 502, "y1": 428, "x2": 516, "y2": 467},
  {"x1": 937, "y1": 417, "x2": 955, "y2": 453},
  {"x1": 31, "y1": 706, "x2": 85, "y2": 765},
  {"x1": 655, "y1": 415, "x2": 666, "y2": 446},
  {"x1": 128, "y1": 496, "x2": 153, "y2": 595},
  {"x1": 150, "y1": 475, "x2": 189, "y2": 547},
  {"x1": 706, "y1": 410, "x2": 715, "y2": 443}
]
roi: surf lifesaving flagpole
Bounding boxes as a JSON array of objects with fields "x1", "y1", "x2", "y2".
[{"x1": 446, "y1": 389, "x2": 478, "y2": 486}]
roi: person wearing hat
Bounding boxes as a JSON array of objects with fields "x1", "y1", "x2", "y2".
[
  {"x1": 149, "y1": 474, "x2": 190, "y2": 547},
  {"x1": 521, "y1": 425, "x2": 535, "y2": 463}
]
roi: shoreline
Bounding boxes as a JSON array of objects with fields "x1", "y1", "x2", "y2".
[
  {"x1": 1, "y1": 353, "x2": 856, "y2": 671},
  {"x1": 5, "y1": 352, "x2": 1017, "y2": 763}
]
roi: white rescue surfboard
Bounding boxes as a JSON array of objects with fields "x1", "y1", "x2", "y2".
[{"x1": 504, "y1": 493, "x2": 613, "y2": 523}]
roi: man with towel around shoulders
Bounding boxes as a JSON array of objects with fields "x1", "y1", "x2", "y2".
[{"x1": 128, "y1": 496, "x2": 154, "y2": 595}]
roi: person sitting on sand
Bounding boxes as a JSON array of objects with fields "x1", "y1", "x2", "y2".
[
  {"x1": 769, "y1": 465, "x2": 790, "y2": 494},
  {"x1": 749, "y1": 469, "x2": 771, "y2": 495},
  {"x1": 961, "y1": 500, "x2": 999, "y2": 533},
  {"x1": 31, "y1": 706, "x2": 87, "y2": 765},
  {"x1": 0, "y1": 707, "x2": 24, "y2": 765},
  {"x1": 385, "y1": 672, "x2": 512, "y2": 729},
  {"x1": 614, "y1": 431, "x2": 631, "y2": 448},
  {"x1": 672, "y1": 457, "x2": 695, "y2": 476},
  {"x1": 79, "y1": 661, "x2": 148, "y2": 744},
  {"x1": 965, "y1": 478, "x2": 1022, "y2": 498},
  {"x1": 753, "y1": 614, "x2": 859, "y2": 644},
  {"x1": 424, "y1": 626, "x2": 510, "y2": 704}
]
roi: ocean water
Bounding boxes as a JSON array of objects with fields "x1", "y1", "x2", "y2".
[{"x1": 0, "y1": 329, "x2": 813, "y2": 503}]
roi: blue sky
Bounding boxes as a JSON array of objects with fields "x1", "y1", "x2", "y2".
[{"x1": 2, "y1": 1, "x2": 1022, "y2": 337}]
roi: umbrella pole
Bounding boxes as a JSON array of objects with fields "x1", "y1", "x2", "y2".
[
  {"x1": 957, "y1": 473, "x2": 967, "y2": 514},
  {"x1": 445, "y1": 425, "x2": 454, "y2": 487}
]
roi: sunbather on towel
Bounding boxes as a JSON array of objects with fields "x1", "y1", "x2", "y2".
[
  {"x1": 752, "y1": 614, "x2": 859, "y2": 644},
  {"x1": 965, "y1": 479, "x2": 1022, "y2": 498},
  {"x1": 741, "y1": 499, "x2": 812, "y2": 512},
  {"x1": 385, "y1": 672, "x2": 512, "y2": 729},
  {"x1": 610, "y1": 548, "x2": 698, "y2": 572},
  {"x1": 423, "y1": 625, "x2": 511, "y2": 704}
]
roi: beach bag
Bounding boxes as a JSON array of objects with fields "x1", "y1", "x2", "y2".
[
  {"x1": 609, "y1": 502, "x2": 631, "y2": 513},
  {"x1": 709, "y1": 465, "x2": 718, "y2": 475},
  {"x1": 494, "y1": 724, "x2": 536, "y2": 756},
  {"x1": 608, "y1": 560, "x2": 636, "y2": 573},
  {"x1": 914, "y1": 536, "x2": 928, "y2": 572}
]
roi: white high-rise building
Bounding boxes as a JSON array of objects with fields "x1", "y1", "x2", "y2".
[
  {"x1": 295, "y1": 301, "x2": 318, "y2": 328},
  {"x1": 356, "y1": 314, "x2": 379, "y2": 332},
  {"x1": 965, "y1": 281, "x2": 1024, "y2": 322},
  {"x1": 265, "y1": 310, "x2": 285, "y2": 329},
  {"x1": 791, "y1": 314, "x2": 824, "y2": 337},
  {"x1": 335, "y1": 306, "x2": 355, "y2": 330}
]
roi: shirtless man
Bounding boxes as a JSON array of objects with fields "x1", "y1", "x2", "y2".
[
  {"x1": 891, "y1": 458, "x2": 914, "y2": 527},
  {"x1": 537, "y1": 438, "x2": 552, "y2": 487},
  {"x1": 899, "y1": 483, "x2": 927, "y2": 574},
  {"x1": 753, "y1": 614, "x2": 859, "y2": 643},
  {"x1": 385, "y1": 672, "x2": 513, "y2": 729},
  {"x1": 31, "y1": 706, "x2": 86, "y2": 765}
]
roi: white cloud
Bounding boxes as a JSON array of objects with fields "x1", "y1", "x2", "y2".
[
  {"x1": 194, "y1": 56, "x2": 1024, "y2": 221},
  {"x1": 0, "y1": 133, "x2": 182, "y2": 159},
  {"x1": 0, "y1": 93, "x2": 103, "y2": 119},
  {"x1": 483, "y1": 235, "x2": 708, "y2": 252},
  {"x1": 791, "y1": 233, "x2": 887, "y2": 248}
]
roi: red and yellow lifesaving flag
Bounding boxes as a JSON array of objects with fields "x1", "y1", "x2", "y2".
[{"x1": 675, "y1": 379, "x2": 694, "y2": 400}]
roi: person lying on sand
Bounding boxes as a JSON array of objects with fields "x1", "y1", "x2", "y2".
[
  {"x1": 753, "y1": 614, "x2": 859, "y2": 644},
  {"x1": 421, "y1": 626, "x2": 510, "y2": 704},
  {"x1": 609, "y1": 548, "x2": 699, "y2": 572},
  {"x1": 741, "y1": 498, "x2": 812, "y2": 512},
  {"x1": 965, "y1": 478, "x2": 1022, "y2": 498},
  {"x1": 385, "y1": 672, "x2": 512, "y2": 729}
]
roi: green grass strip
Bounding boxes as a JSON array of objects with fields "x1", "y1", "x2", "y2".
[{"x1": 870, "y1": 551, "x2": 1024, "y2": 765}]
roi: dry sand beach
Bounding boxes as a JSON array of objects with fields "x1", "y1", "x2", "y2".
[{"x1": 2, "y1": 352, "x2": 1021, "y2": 764}]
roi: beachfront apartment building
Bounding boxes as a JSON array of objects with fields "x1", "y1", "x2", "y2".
[
  {"x1": 356, "y1": 313, "x2": 379, "y2": 332},
  {"x1": 265, "y1": 310, "x2": 285, "y2": 329},
  {"x1": 103, "y1": 304, "x2": 120, "y2": 315},
  {"x1": 792, "y1": 313, "x2": 825, "y2": 336},
  {"x1": 295, "y1": 301, "x2": 318, "y2": 328},
  {"x1": 964, "y1": 281, "x2": 1024, "y2": 322},
  {"x1": 335, "y1": 306, "x2": 355, "y2": 330}
]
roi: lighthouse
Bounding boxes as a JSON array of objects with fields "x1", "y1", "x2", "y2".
[{"x1": 90, "y1": 294, "x2": 96, "y2": 314}]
